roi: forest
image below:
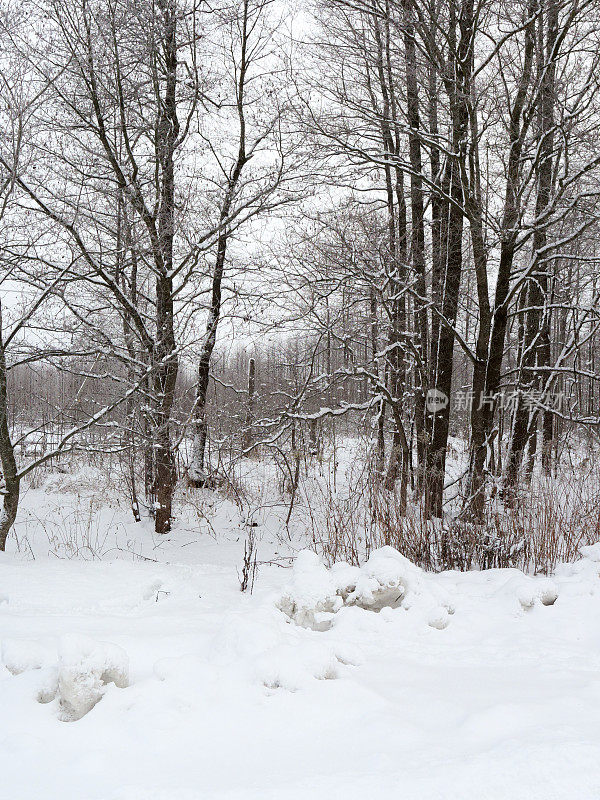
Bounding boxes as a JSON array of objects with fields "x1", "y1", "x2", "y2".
[{"x1": 0, "y1": 0, "x2": 599, "y2": 797}]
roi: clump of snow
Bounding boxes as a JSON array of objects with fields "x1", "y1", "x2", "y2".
[
  {"x1": 329, "y1": 561, "x2": 362, "y2": 599},
  {"x1": 0, "y1": 635, "x2": 129, "y2": 713},
  {"x1": 36, "y1": 667, "x2": 60, "y2": 704},
  {"x1": 517, "y1": 577, "x2": 559, "y2": 610},
  {"x1": 254, "y1": 642, "x2": 341, "y2": 691},
  {"x1": 278, "y1": 547, "x2": 455, "y2": 630},
  {"x1": 329, "y1": 641, "x2": 365, "y2": 666},
  {"x1": 55, "y1": 634, "x2": 129, "y2": 721},
  {"x1": 538, "y1": 579, "x2": 559, "y2": 606},
  {"x1": 1, "y1": 639, "x2": 49, "y2": 675},
  {"x1": 580, "y1": 543, "x2": 600, "y2": 562},
  {"x1": 143, "y1": 578, "x2": 165, "y2": 602},
  {"x1": 277, "y1": 550, "x2": 343, "y2": 630},
  {"x1": 345, "y1": 546, "x2": 423, "y2": 610},
  {"x1": 427, "y1": 606, "x2": 451, "y2": 630}
]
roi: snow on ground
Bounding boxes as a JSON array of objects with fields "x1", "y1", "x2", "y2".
[{"x1": 1, "y1": 470, "x2": 600, "y2": 799}]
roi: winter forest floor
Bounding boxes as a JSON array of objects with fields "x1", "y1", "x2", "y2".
[{"x1": 1, "y1": 459, "x2": 600, "y2": 800}]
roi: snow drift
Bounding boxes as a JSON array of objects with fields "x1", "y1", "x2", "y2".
[
  {"x1": 55, "y1": 634, "x2": 129, "y2": 721},
  {"x1": 277, "y1": 546, "x2": 455, "y2": 630}
]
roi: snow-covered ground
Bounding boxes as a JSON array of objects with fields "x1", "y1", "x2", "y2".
[{"x1": 1, "y1": 470, "x2": 600, "y2": 799}]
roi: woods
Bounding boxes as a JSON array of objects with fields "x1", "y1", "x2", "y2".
[{"x1": 4, "y1": 4, "x2": 600, "y2": 795}]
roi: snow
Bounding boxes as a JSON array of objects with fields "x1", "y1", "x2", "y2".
[
  {"x1": 277, "y1": 549, "x2": 343, "y2": 630},
  {"x1": 580, "y1": 542, "x2": 600, "y2": 562},
  {"x1": 516, "y1": 576, "x2": 560, "y2": 610},
  {"x1": 1, "y1": 638, "x2": 49, "y2": 675},
  {"x1": 55, "y1": 634, "x2": 129, "y2": 721},
  {"x1": 277, "y1": 546, "x2": 455, "y2": 631},
  {"x1": 1, "y1": 474, "x2": 600, "y2": 798}
]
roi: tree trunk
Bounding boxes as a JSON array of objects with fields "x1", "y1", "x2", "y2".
[
  {"x1": 426, "y1": 7, "x2": 443, "y2": 496},
  {"x1": 467, "y1": 2, "x2": 536, "y2": 518},
  {"x1": 426, "y1": 0, "x2": 471, "y2": 517},
  {"x1": 0, "y1": 313, "x2": 19, "y2": 552},
  {"x1": 371, "y1": 8, "x2": 409, "y2": 500},
  {"x1": 153, "y1": 0, "x2": 180, "y2": 533},
  {"x1": 369, "y1": 286, "x2": 386, "y2": 473},
  {"x1": 189, "y1": 0, "x2": 250, "y2": 487},
  {"x1": 242, "y1": 357, "x2": 256, "y2": 452},
  {"x1": 402, "y1": 0, "x2": 429, "y2": 486},
  {"x1": 188, "y1": 224, "x2": 227, "y2": 487},
  {"x1": 505, "y1": 0, "x2": 558, "y2": 495}
]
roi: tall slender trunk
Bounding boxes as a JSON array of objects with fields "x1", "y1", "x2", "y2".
[
  {"x1": 464, "y1": 47, "x2": 491, "y2": 516},
  {"x1": 467, "y1": 2, "x2": 536, "y2": 518},
  {"x1": 188, "y1": 223, "x2": 227, "y2": 486},
  {"x1": 0, "y1": 306, "x2": 19, "y2": 551},
  {"x1": 117, "y1": 196, "x2": 143, "y2": 523},
  {"x1": 371, "y1": 6, "x2": 409, "y2": 503},
  {"x1": 370, "y1": 286, "x2": 386, "y2": 473},
  {"x1": 189, "y1": 0, "x2": 250, "y2": 486},
  {"x1": 242, "y1": 357, "x2": 256, "y2": 452},
  {"x1": 505, "y1": 0, "x2": 558, "y2": 493},
  {"x1": 426, "y1": 160, "x2": 464, "y2": 516},
  {"x1": 153, "y1": 0, "x2": 180, "y2": 533},
  {"x1": 427, "y1": 6, "x2": 443, "y2": 497},
  {"x1": 402, "y1": 0, "x2": 429, "y2": 486},
  {"x1": 426, "y1": 0, "x2": 471, "y2": 517}
]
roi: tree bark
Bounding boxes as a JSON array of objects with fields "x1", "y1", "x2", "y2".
[
  {"x1": 505, "y1": 0, "x2": 558, "y2": 493},
  {"x1": 402, "y1": 0, "x2": 429, "y2": 487},
  {"x1": 242, "y1": 357, "x2": 256, "y2": 452},
  {"x1": 426, "y1": 0, "x2": 471, "y2": 517},
  {"x1": 152, "y1": 0, "x2": 180, "y2": 533},
  {"x1": 189, "y1": 0, "x2": 251, "y2": 486},
  {"x1": 370, "y1": 6, "x2": 410, "y2": 502},
  {"x1": 467, "y1": 1, "x2": 536, "y2": 518},
  {"x1": 0, "y1": 307, "x2": 19, "y2": 552}
]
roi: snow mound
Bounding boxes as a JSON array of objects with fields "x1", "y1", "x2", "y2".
[
  {"x1": 329, "y1": 640, "x2": 365, "y2": 666},
  {"x1": 427, "y1": 606, "x2": 451, "y2": 630},
  {"x1": 209, "y1": 609, "x2": 283, "y2": 663},
  {"x1": 143, "y1": 578, "x2": 166, "y2": 602},
  {"x1": 254, "y1": 641, "x2": 341, "y2": 691},
  {"x1": 1, "y1": 639, "x2": 49, "y2": 675},
  {"x1": 278, "y1": 547, "x2": 454, "y2": 629},
  {"x1": 580, "y1": 543, "x2": 600, "y2": 563},
  {"x1": 329, "y1": 561, "x2": 362, "y2": 598},
  {"x1": 37, "y1": 668, "x2": 60, "y2": 704},
  {"x1": 517, "y1": 577, "x2": 559, "y2": 610},
  {"x1": 277, "y1": 550, "x2": 343, "y2": 630},
  {"x1": 345, "y1": 547, "x2": 424, "y2": 610},
  {"x1": 56, "y1": 634, "x2": 129, "y2": 721}
]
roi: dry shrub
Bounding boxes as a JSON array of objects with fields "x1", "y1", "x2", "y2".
[
  {"x1": 23, "y1": 499, "x2": 117, "y2": 560},
  {"x1": 509, "y1": 470, "x2": 600, "y2": 573},
  {"x1": 305, "y1": 464, "x2": 600, "y2": 574}
]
